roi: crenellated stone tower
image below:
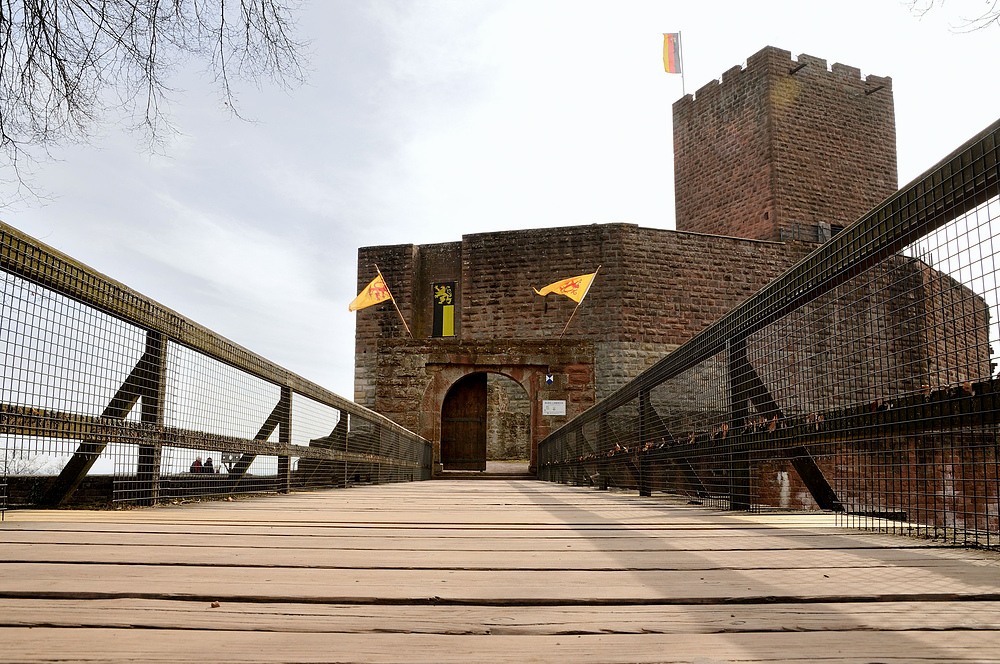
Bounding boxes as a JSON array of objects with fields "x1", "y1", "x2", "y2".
[{"x1": 673, "y1": 46, "x2": 897, "y2": 242}]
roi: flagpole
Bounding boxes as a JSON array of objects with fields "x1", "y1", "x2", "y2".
[
  {"x1": 375, "y1": 264, "x2": 413, "y2": 339},
  {"x1": 678, "y1": 31, "x2": 686, "y2": 96},
  {"x1": 558, "y1": 265, "x2": 601, "y2": 339}
]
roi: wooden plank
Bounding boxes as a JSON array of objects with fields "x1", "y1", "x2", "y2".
[
  {"x1": 3, "y1": 627, "x2": 1000, "y2": 663},
  {"x1": 2, "y1": 598, "x2": 1000, "y2": 635},
  {"x1": 0, "y1": 541, "x2": 986, "y2": 570},
  {"x1": 2, "y1": 480, "x2": 1000, "y2": 662},
  {"x1": 0, "y1": 530, "x2": 907, "y2": 554},
  {"x1": 2, "y1": 559, "x2": 1000, "y2": 603}
]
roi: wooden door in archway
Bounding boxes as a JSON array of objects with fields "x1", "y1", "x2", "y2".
[{"x1": 441, "y1": 373, "x2": 487, "y2": 471}]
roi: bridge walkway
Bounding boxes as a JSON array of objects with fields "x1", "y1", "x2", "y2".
[{"x1": 2, "y1": 480, "x2": 1000, "y2": 662}]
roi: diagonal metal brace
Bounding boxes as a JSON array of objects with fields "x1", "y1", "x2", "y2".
[
  {"x1": 731, "y1": 339, "x2": 842, "y2": 511},
  {"x1": 228, "y1": 387, "x2": 291, "y2": 491},
  {"x1": 43, "y1": 334, "x2": 164, "y2": 506}
]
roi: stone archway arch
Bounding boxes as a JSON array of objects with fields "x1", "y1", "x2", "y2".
[
  {"x1": 418, "y1": 362, "x2": 551, "y2": 472},
  {"x1": 371, "y1": 339, "x2": 595, "y2": 475},
  {"x1": 437, "y1": 371, "x2": 532, "y2": 471}
]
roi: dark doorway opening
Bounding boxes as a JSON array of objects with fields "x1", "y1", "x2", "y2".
[{"x1": 440, "y1": 373, "x2": 487, "y2": 471}]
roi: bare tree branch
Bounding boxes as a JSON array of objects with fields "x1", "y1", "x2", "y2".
[
  {"x1": 0, "y1": 0, "x2": 306, "y2": 193},
  {"x1": 906, "y1": 0, "x2": 1000, "y2": 31}
]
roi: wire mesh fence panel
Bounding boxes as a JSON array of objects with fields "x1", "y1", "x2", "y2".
[
  {"x1": 291, "y1": 392, "x2": 349, "y2": 490},
  {"x1": 1, "y1": 269, "x2": 150, "y2": 505},
  {"x1": 539, "y1": 119, "x2": 1000, "y2": 549},
  {"x1": 644, "y1": 352, "x2": 735, "y2": 508},
  {"x1": 0, "y1": 223, "x2": 433, "y2": 508}
]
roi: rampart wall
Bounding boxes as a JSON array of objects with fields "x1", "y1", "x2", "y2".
[{"x1": 355, "y1": 224, "x2": 810, "y2": 408}]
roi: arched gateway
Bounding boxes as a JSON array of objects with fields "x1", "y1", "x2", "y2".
[
  {"x1": 409, "y1": 350, "x2": 593, "y2": 473},
  {"x1": 440, "y1": 372, "x2": 532, "y2": 471}
]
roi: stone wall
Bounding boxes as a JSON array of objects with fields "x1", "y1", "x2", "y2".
[
  {"x1": 486, "y1": 374, "x2": 531, "y2": 459},
  {"x1": 354, "y1": 244, "x2": 417, "y2": 408},
  {"x1": 747, "y1": 256, "x2": 992, "y2": 417},
  {"x1": 354, "y1": 224, "x2": 811, "y2": 419},
  {"x1": 594, "y1": 341, "x2": 680, "y2": 402},
  {"x1": 371, "y1": 338, "x2": 594, "y2": 468},
  {"x1": 673, "y1": 46, "x2": 896, "y2": 242}
]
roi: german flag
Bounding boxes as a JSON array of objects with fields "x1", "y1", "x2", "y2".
[{"x1": 663, "y1": 33, "x2": 682, "y2": 73}]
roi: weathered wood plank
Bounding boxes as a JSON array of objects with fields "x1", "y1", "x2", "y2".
[
  {"x1": 2, "y1": 480, "x2": 1000, "y2": 662},
  {"x1": 2, "y1": 598, "x2": 999, "y2": 635},
  {"x1": 0, "y1": 541, "x2": 988, "y2": 570},
  {"x1": 3, "y1": 627, "x2": 1000, "y2": 663},
  {"x1": 2, "y1": 559, "x2": 1000, "y2": 603}
]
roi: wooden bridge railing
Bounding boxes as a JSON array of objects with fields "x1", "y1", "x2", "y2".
[
  {"x1": 0, "y1": 222, "x2": 433, "y2": 507},
  {"x1": 539, "y1": 117, "x2": 1000, "y2": 550}
]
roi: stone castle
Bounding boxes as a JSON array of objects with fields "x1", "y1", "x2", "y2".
[{"x1": 353, "y1": 46, "x2": 899, "y2": 472}]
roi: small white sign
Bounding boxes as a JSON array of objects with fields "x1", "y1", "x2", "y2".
[{"x1": 542, "y1": 400, "x2": 566, "y2": 416}]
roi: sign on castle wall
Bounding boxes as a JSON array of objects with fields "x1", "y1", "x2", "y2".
[{"x1": 542, "y1": 400, "x2": 566, "y2": 416}]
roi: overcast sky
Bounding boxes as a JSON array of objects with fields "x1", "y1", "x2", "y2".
[{"x1": 1, "y1": 0, "x2": 998, "y2": 401}]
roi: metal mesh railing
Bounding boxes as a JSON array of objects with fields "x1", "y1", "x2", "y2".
[
  {"x1": 539, "y1": 118, "x2": 1000, "y2": 549},
  {"x1": 0, "y1": 223, "x2": 433, "y2": 507}
]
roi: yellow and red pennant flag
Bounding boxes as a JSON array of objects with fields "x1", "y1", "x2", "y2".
[
  {"x1": 349, "y1": 272, "x2": 392, "y2": 311},
  {"x1": 534, "y1": 271, "x2": 598, "y2": 304},
  {"x1": 663, "y1": 33, "x2": 682, "y2": 73}
]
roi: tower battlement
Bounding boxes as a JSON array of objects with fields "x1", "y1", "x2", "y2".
[
  {"x1": 675, "y1": 47, "x2": 892, "y2": 112},
  {"x1": 673, "y1": 46, "x2": 896, "y2": 242}
]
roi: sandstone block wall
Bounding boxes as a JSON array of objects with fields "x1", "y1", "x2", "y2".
[
  {"x1": 355, "y1": 224, "x2": 810, "y2": 407},
  {"x1": 673, "y1": 46, "x2": 896, "y2": 242},
  {"x1": 371, "y1": 338, "x2": 595, "y2": 467},
  {"x1": 486, "y1": 373, "x2": 531, "y2": 459}
]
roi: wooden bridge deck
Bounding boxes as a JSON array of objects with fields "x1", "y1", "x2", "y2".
[{"x1": 2, "y1": 480, "x2": 1000, "y2": 663}]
